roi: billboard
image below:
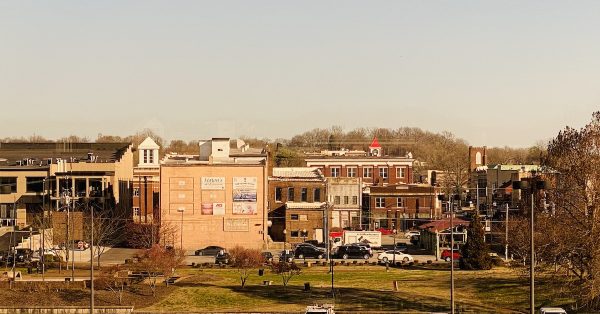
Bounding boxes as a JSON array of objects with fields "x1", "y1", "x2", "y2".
[
  {"x1": 201, "y1": 203, "x2": 213, "y2": 215},
  {"x1": 232, "y1": 202, "x2": 257, "y2": 215},
  {"x1": 224, "y1": 218, "x2": 249, "y2": 232},
  {"x1": 201, "y1": 177, "x2": 225, "y2": 190},
  {"x1": 233, "y1": 177, "x2": 257, "y2": 202},
  {"x1": 213, "y1": 202, "x2": 225, "y2": 215}
]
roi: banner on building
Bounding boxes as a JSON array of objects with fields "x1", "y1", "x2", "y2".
[
  {"x1": 201, "y1": 203, "x2": 213, "y2": 215},
  {"x1": 213, "y1": 202, "x2": 225, "y2": 215},
  {"x1": 224, "y1": 218, "x2": 249, "y2": 232},
  {"x1": 232, "y1": 202, "x2": 257, "y2": 215},
  {"x1": 232, "y1": 177, "x2": 257, "y2": 202},
  {"x1": 201, "y1": 177, "x2": 225, "y2": 190}
]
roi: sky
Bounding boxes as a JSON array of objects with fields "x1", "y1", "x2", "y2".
[{"x1": 1, "y1": 1, "x2": 599, "y2": 148}]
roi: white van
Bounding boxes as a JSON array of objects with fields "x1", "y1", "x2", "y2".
[{"x1": 540, "y1": 307, "x2": 567, "y2": 314}]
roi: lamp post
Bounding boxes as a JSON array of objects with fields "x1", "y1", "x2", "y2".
[
  {"x1": 392, "y1": 229, "x2": 397, "y2": 266},
  {"x1": 512, "y1": 179, "x2": 546, "y2": 314},
  {"x1": 302, "y1": 229, "x2": 307, "y2": 263},
  {"x1": 282, "y1": 229, "x2": 287, "y2": 251},
  {"x1": 438, "y1": 194, "x2": 459, "y2": 314}
]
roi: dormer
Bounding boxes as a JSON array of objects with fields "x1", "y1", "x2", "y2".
[{"x1": 138, "y1": 137, "x2": 160, "y2": 167}]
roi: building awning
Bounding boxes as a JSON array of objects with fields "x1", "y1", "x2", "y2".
[{"x1": 17, "y1": 195, "x2": 45, "y2": 204}]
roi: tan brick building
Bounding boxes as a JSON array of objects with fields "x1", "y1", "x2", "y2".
[{"x1": 160, "y1": 138, "x2": 268, "y2": 250}]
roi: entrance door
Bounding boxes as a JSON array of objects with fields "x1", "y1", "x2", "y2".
[{"x1": 314, "y1": 228, "x2": 323, "y2": 243}]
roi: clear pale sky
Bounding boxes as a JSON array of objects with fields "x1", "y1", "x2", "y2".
[{"x1": 1, "y1": 1, "x2": 599, "y2": 147}]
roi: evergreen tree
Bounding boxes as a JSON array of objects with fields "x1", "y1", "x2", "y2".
[{"x1": 459, "y1": 213, "x2": 493, "y2": 270}]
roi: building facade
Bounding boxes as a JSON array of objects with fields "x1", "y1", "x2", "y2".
[
  {"x1": 327, "y1": 177, "x2": 362, "y2": 230},
  {"x1": 366, "y1": 184, "x2": 441, "y2": 231},
  {"x1": 0, "y1": 142, "x2": 134, "y2": 229},
  {"x1": 268, "y1": 167, "x2": 327, "y2": 245},
  {"x1": 132, "y1": 137, "x2": 160, "y2": 224},
  {"x1": 160, "y1": 138, "x2": 268, "y2": 250}
]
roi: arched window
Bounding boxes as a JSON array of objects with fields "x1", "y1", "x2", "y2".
[{"x1": 475, "y1": 152, "x2": 482, "y2": 165}]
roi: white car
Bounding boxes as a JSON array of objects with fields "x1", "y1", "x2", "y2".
[
  {"x1": 404, "y1": 230, "x2": 420, "y2": 238},
  {"x1": 377, "y1": 250, "x2": 414, "y2": 263},
  {"x1": 539, "y1": 307, "x2": 567, "y2": 314}
]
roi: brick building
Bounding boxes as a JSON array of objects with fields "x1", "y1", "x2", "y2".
[
  {"x1": 305, "y1": 138, "x2": 414, "y2": 187},
  {"x1": 132, "y1": 137, "x2": 160, "y2": 224},
  {"x1": 366, "y1": 184, "x2": 442, "y2": 231},
  {"x1": 160, "y1": 138, "x2": 268, "y2": 250},
  {"x1": 268, "y1": 167, "x2": 328, "y2": 245}
]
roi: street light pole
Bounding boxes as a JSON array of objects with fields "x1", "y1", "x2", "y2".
[
  {"x1": 392, "y1": 229, "x2": 397, "y2": 266},
  {"x1": 505, "y1": 203, "x2": 509, "y2": 262},
  {"x1": 450, "y1": 197, "x2": 455, "y2": 314},
  {"x1": 90, "y1": 202, "x2": 94, "y2": 314},
  {"x1": 530, "y1": 188, "x2": 535, "y2": 314}
]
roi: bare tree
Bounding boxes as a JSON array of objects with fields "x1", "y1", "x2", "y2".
[
  {"x1": 271, "y1": 260, "x2": 301, "y2": 289},
  {"x1": 228, "y1": 246, "x2": 263, "y2": 288},
  {"x1": 84, "y1": 208, "x2": 125, "y2": 269},
  {"x1": 134, "y1": 244, "x2": 185, "y2": 297}
]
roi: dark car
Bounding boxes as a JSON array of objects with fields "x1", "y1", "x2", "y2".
[
  {"x1": 195, "y1": 246, "x2": 225, "y2": 256},
  {"x1": 303, "y1": 240, "x2": 326, "y2": 248},
  {"x1": 294, "y1": 244, "x2": 326, "y2": 259},
  {"x1": 333, "y1": 245, "x2": 371, "y2": 260},
  {"x1": 394, "y1": 242, "x2": 408, "y2": 252},
  {"x1": 261, "y1": 251, "x2": 274, "y2": 263},
  {"x1": 279, "y1": 250, "x2": 294, "y2": 263},
  {"x1": 409, "y1": 234, "x2": 420, "y2": 245},
  {"x1": 348, "y1": 243, "x2": 373, "y2": 256},
  {"x1": 215, "y1": 251, "x2": 230, "y2": 265}
]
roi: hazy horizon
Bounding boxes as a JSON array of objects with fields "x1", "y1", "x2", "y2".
[{"x1": 2, "y1": 1, "x2": 599, "y2": 148}]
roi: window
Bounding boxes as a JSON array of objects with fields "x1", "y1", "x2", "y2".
[
  {"x1": 301, "y1": 188, "x2": 308, "y2": 202},
  {"x1": 148, "y1": 150, "x2": 154, "y2": 163},
  {"x1": 0, "y1": 177, "x2": 17, "y2": 194},
  {"x1": 275, "y1": 187, "x2": 282, "y2": 202},
  {"x1": 26, "y1": 177, "x2": 45, "y2": 193},
  {"x1": 313, "y1": 188, "x2": 321, "y2": 202},
  {"x1": 375, "y1": 197, "x2": 385, "y2": 208},
  {"x1": 379, "y1": 167, "x2": 388, "y2": 178},
  {"x1": 396, "y1": 167, "x2": 405, "y2": 178},
  {"x1": 133, "y1": 188, "x2": 140, "y2": 197},
  {"x1": 143, "y1": 150, "x2": 148, "y2": 163},
  {"x1": 299, "y1": 214, "x2": 308, "y2": 221},
  {"x1": 334, "y1": 196, "x2": 341, "y2": 205},
  {"x1": 347, "y1": 167, "x2": 357, "y2": 177},
  {"x1": 133, "y1": 207, "x2": 140, "y2": 217},
  {"x1": 290, "y1": 214, "x2": 299, "y2": 220},
  {"x1": 288, "y1": 188, "x2": 294, "y2": 201},
  {"x1": 344, "y1": 196, "x2": 349, "y2": 204},
  {"x1": 331, "y1": 167, "x2": 340, "y2": 177},
  {"x1": 363, "y1": 167, "x2": 372, "y2": 178},
  {"x1": 290, "y1": 230, "x2": 300, "y2": 237},
  {"x1": 352, "y1": 196, "x2": 358, "y2": 205},
  {"x1": 397, "y1": 197, "x2": 404, "y2": 207}
]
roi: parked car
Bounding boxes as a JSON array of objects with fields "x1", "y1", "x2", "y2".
[
  {"x1": 441, "y1": 249, "x2": 461, "y2": 262},
  {"x1": 377, "y1": 250, "x2": 414, "y2": 264},
  {"x1": 333, "y1": 245, "x2": 371, "y2": 260},
  {"x1": 279, "y1": 250, "x2": 294, "y2": 263},
  {"x1": 195, "y1": 246, "x2": 225, "y2": 256},
  {"x1": 539, "y1": 307, "x2": 567, "y2": 314},
  {"x1": 404, "y1": 230, "x2": 420, "y2": 238},
  {"x1": 215, "y1": 251, "x2": 230, "y2": 265},
  {"x1": 304, "y1": 240, "x2": 326, "y2": 248},
  {"x1": 394, "y1": 242, "x2": 408, "y2": 252},
  {"x1": 409, "y1": 234, "x2": 420, "y2": 245},
  {"x1": 347, "y1": 243, "x2": 373, "y2": 256},
  {"x1": 261, "y1": 251, "x2": 274, "y2": 263},
  {"x1": 295, "y1": 244, "x2": 326, "y2": 259}
]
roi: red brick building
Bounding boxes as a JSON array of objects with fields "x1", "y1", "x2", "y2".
[
  {"x1": 366, "y1": 184, "x2": 442, "y2": 231},
  {"x1": 132, "y1": 137, "x2": 160, "y2": 224},
  {"x1": 305, "y1": 138, "x2": 415, "y2": 187}
]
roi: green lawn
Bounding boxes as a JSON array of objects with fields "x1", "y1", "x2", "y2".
[{"x1": 140, "y1": 264, "x2": 574, "y2": 313}]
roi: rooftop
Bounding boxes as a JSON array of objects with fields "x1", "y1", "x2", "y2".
[
  {"x1": 0, "y1": 142, "x2": 132, "y2": 166},
  {"x1": 285, "y1": 202, "x2": 327, "y2": 209},
  {"x1": 271, "y1": 167, "x2": 325, "y2": 181}
]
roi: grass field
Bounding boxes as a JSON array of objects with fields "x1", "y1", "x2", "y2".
[{"x1": 140, "y1": 264, "x2": 574, "y2": 313}]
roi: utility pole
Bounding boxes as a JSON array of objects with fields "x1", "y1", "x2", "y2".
[
  {"x1": 90, "y1": 202, "x2": 95, "y2": 314},
  {"x1": 450, "y1": 197, "x2": 455, "y2": 314},
  {"x1": 42, "y1": 177, "x2": 46, "y2": 282},
  {"x1": 505, "y1": 203, "x2": 509, "y2": 262},
  {"x1": 530, "y1": 191, "x2": 535, "y2": 314}
]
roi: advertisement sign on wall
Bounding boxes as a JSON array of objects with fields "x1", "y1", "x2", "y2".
[
  {"x1": 201, "y1": 177, "x2": 225, "y2": 190},
  {"x1": 232, "y1": 177, "x2": 257, "y2": 202},
  {"x1": 201, "y1": 203, "x2": 213, "y2": 215},
  {"x1": 213, "y1": 203, "x2": 225, "y2": 215},
  {"x1": 232, "y1": 202, "x2": 257, "y2": 215},
  {"x1": 224, "y1": 218, "x2": 249, "y2": 232}
]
